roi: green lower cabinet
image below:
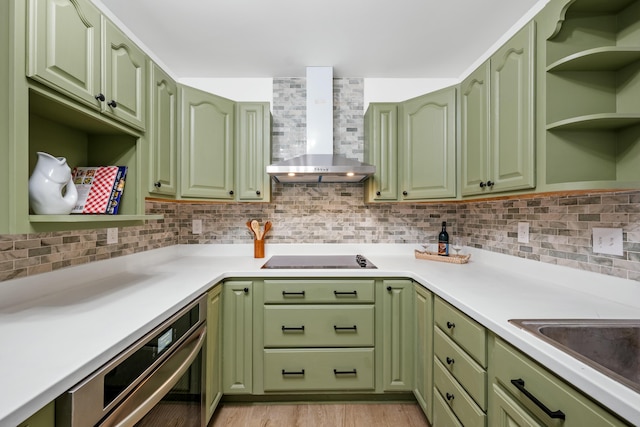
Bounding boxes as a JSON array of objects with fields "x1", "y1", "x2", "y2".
[
  {"x1": 206, "y1": 285, "x2": 222, "y2": 422},
  {"x1": 488, "y1": 335, "x2": 630, "y2": 427},
  {"x1": 382, "y1": 279, "x2": 414, "y2": 391},
  {"x1": 17, "y1": 402, "x2": 54, "y2": 427},
  {"x1": 222, "y1": 281, "x2": 253, "y2": 394},
  {"x1": 263, "y1": 348, "x2": 375, "y2": 391},
  {"x1": 414, "y1": 284, "x2": 434, "y2": 421}
]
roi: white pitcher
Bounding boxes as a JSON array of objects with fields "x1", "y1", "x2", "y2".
[{"x1": 28, "y1": 152, "x2": 78, "y2": 215}]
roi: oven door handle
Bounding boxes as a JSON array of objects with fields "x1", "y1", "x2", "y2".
[{"x1": 99, "y1": 323, "x2": 206, "y2": 427}]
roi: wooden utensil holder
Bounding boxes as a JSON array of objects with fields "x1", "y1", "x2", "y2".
[{"x1": 254, "y1": 239, "x2": 265, "y2": 258}]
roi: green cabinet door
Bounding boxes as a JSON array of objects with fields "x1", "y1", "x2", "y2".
[
  {"x1": 206, "y1": 285, "x2": 222, "y2": 422},
  {"x1": 461, "y1": 61, "x2": 491, "y2": 196},
  {"x1": 399, "y1": 87, "x2": 456, "y2": 200},
  {"x1": 222, "y1": 281, "x2": 253, "y2": 394},
  {"x1": 414, "y1": 284, "x2": 434, "y2": 422},
  {"x1": 180, "y1": 85, "x2": 235, "y2": 199},
  {"x1": 490, "y1": 21, "x2": 536, "y2": 193},
  {"x1": 236, "y1": 102, "x2": 271, "y2": 201},
  {"x1": 103, "y1": 19, "x2": 146, "y2": 130},
  {"x1": 16, "y1": 402, "x2": 54, "y2": 427},
  {"x1": 148, "y1": 62, "x2": 177, "y2": 196},
  {"x1": 364, "y1": 103, "x2": 398, "y2": 202},
  {"x1": 27, "y1": 0, "x2": 102, "y2": 109},
  {"x1": 382, "y1": 279, "x2": 414, "y2": 391}
]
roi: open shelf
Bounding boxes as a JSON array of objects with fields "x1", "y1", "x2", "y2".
[
  {"x1": 547, "y1": 47, "x2": 640, "y2": 72},
  {"x1": 546, "y1": 113, "x2": 640, "y2": 131}
]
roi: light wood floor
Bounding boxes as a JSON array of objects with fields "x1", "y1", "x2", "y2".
[{"x1": 209, "y1": 403, "x2": 431, "y2": 427}]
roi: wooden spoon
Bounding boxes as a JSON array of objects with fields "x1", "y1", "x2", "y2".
[
  {"x1": 246, "y1": 220, "x2": 256, "y2": 237},
  {"x1": 251, "y1": 220, "x2": 262, "y2": 240},
  {"x1": 263, "y1": 221, "x2": 272, "y2": 238}
]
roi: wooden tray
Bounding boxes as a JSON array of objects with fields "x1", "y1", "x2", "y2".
[{"x1": 414, "y1": 249, "x2": 470, "y2": 264}]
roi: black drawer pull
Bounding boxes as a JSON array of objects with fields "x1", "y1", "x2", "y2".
[
  {"x1": 333, "y1": 369, "x2": 357, "y2": 375},
  {"x1": 446, "y1": 321, "x2": 455, "y2": 329},
  {"x1": 282, "y1": 291, "x2": 305, "y2": 296},
  {"x1": 333, "y1": 290, "x2": 358, "y2": 296},
  {"x1": 511, "y1": 378, "x2": 566, "y2": 420},
  {"x1": 281, "y1": 325, "x2": 305, "y2": 332},
  {"x1": 282, "y1": 369, "x2": 305, "y2": 376},
  {"x1": 446, "y1": 357, "x2": 454, "y2": 365},
  {"x1": 446, "y1": 392, "x2": 454, "y2": 401},
  {"x1": 334, "y1": 325, "x2": 357, "y2": 331}
]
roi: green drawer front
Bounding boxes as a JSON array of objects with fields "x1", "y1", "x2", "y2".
[
  {"x1": 264, "y1": 305, "x2": 375, "y2": 347},
  {"x1": 263, "y1": 280, "x2": 375, "y2": 304},
  {"x1": 434, "y1": 297, "x2": 487, "y2": 367},
  {"x1": 434, "y1": 327, "x2": 487, "y2": 410},
  {"x1": 492, "y1": 338, "x2": 628, "y2": 427},
  {"x1": 434, "y1": 359, "x2": 486, "y2": 427},
  {"x1": 433, "y1": 388, "x2": 464, "y2": 427},
  {"x1": 263, "y1": 348, "x2": 375, "y2": 391}
]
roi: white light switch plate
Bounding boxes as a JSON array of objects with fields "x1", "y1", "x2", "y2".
[
  {"x1": 107, "y1": 227, "x2": 118, "y2": 245},
  {"x1": 592, "y1": 228, "x2": 623, "y2": 256},
  {"x1": 517, "y1": 222, "x2": 529, "y2": 243},
  {"x1": 192, "y1": 219, "x2": 202, "y2": 235}
]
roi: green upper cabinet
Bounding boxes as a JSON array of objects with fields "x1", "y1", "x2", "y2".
[
  {"x1": 462, "y1": 22, "x2": 536, "y2": 197},
  {"x1": 27, "y1": 0, "x2": 146, "y2": 131},
  {"x1": 180, "y1": 85, "x2": 235, "y2": 199},
  {"x1": 148, "y1": 62, "x2": 177, "y2": 196},
  {"x1": 460, "y1": 61, "x2": 491, "y2": 196},
  {"x1": 539, "y1": 0, "x2": 640, "y2": 190},
  {"x1": 27, "y1": 0, "x2": 101, "y2": 109},
  {"x1": 101, "y1": 19, "x2": 146, "y2": 130},
  {"x1": 236, "y1": 102, "x2": 271, "y2": 202},
  {"x1": 364, "y1": 103, "x2": 398, "y2": 202},
  {"x1": 490, "y1": 21, "x2": 536, "y2": 194},
  {"x1": 381, "y1": 279, "x2": 414, "y2": 391},
  {"x1": 399, "y1": 87, "x2": 456, "y2": 200}
]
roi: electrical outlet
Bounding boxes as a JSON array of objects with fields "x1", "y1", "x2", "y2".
[
  {"x1": 593, "y1": 228, "x2": 623, "y2": 256},
  {"x1": 192, "y1": 219, "x2": 202, "y2": 235},
  {"x1": 107, "y1": 227, "x2": 118, "y2": 245},
  {"x1": 517, "y1": 222, "x2": 529, "y2": 244}
]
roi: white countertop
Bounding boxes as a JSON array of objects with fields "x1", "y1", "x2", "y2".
[{"x1": 1, "y1": 243, "x2": 639, "y2": 426}]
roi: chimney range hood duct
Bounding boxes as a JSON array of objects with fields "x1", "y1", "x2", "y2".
[{"x1": 266, "y1": 67, "x2": 375, "y2": 183}]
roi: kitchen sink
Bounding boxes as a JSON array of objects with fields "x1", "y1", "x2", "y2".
[{"x1": 509, "y1": 319, "x2": 640, "y2": 393}]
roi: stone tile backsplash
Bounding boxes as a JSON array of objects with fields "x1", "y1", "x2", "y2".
[{"x1": 1, "y1": 77, "x2": 638, "y2": 283}]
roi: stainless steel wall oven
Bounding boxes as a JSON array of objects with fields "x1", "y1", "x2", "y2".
[{"x1": 56, "y1": 295, "x2": 207, "y2": 427}]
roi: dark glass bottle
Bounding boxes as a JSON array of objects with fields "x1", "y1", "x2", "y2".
[{"x1": 438, "y1": 221, "x2": 449, "y2": 256}]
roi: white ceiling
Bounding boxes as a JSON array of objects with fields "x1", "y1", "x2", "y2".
[{"x1": 98, "y1": 0, "x2": 545, "y2": 79}]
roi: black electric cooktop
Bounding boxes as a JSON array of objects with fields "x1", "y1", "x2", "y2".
[{"x1": 261, "y1": 255, "x2": 377, "y2": 269}]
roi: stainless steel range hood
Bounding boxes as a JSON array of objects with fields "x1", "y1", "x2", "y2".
[{"x1": 266, "y1": 67, "x2": 375, "y2": 183}]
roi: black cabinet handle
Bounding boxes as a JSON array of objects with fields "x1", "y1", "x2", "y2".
[
  {"x1": 334, "y1": 325, "x2": 357, "y2": 331},
  {"x1": 95, "y1": 93, "x2": 105, "y2": 102},
  {"x1": 282, "y1": 290, "x2": 305, "y2": 297},
  {"x1": 511, "y1": 379, "x2": 565, "y2": 420},
  {"x1": 281, "y1": 325, "x2": 305, "y2": 332},
  {"x1": 333, "y1": 290, "x2": 357, "y2": 296},
  {"x1": 446, "y1": 357, "x2": 454, "y2": 365},
  {"x1": 256, "y1": 190, "x2": 261, "y2": 195},
  {"x1": 386, "y1": 286, "x2": 392, "y2": 292},
  {"x1": 229, "y1": 190, "x2": 234, "y2": 195},
  {"x1": 376, "y1": 191, "x2": 381, "y2": 196},
  {"x1": 487, "y1": 180, "x2": 494, "y2": 187},
  {"x1": 446, "y1": 392, "x2": 454, "y2": 401},
  {"x1": 282, "y1": 369, "x2": 305, "y2": 376},
  {"x1": 446, "y1": 321, "x2": 455, "y2": 329},
  {"x1": 402, "y1": 191, "x2": 408, "y2": 196},
  {"x1": 107, "y1": 100, "x2": 117, "y2": 108},
  {"x1": 479, "y1": 181, "x2": 486, "y2": 188},
  {"x1": 333, "y1": 369, "x2": 357, "y2": 375},
  {"x1": 154, "y1": 181, "x2": 161, "y2": 188},
  {"x1": 243, "y1": 287, "x2": 249, "y2": 293}
]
